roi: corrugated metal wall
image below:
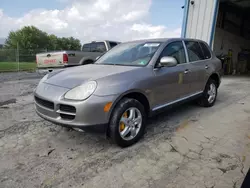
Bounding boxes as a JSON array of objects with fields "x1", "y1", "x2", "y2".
[{"x1": 184, "y1": 0, "x2": 219, "y2": 47}]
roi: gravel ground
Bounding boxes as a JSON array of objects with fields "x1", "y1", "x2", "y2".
[
  {"x1": 0, "y1": 73, "x2": 250, "y2": 188},
  {"x1": 0, "y1": 71, "x2": 45, "y2": 82}
]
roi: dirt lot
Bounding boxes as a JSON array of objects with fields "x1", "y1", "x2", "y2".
[{"x1": 0, "y1": 72, "x2": 250, "y2": 188}]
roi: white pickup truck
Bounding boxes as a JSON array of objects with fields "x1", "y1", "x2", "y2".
[{"x1": 36, "y1": 40, "x2": 120, "y2": 69}]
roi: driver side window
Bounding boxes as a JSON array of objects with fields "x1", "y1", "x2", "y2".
[{"x1": 159, "y1": 41, "x2": 186, "y2": 65}]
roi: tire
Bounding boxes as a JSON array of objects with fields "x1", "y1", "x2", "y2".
[
  {"x1": 198, "y1": 79, "x2": 218, "y2": 107},
  {"x1": 109, "y1": 98, "x2": 146, "y2": 147}
]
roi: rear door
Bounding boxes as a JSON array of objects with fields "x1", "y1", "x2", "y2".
[
  {"x1": 184, "y1": 41, "x2": 209, "y2": 93},
  {"x1": 199, "y1": 42, "x2": 212, "y2": 84},
  {"x1": 36, "y1": 52, "x2": 64, "y2": 68}
]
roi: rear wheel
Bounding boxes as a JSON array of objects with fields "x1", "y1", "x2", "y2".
[
  {"x1": 198, "y1": 79, "x2": 217, "y2": 107},
  {"x1": 109, "y1": 98, "x2": 146, "y2": 147}
]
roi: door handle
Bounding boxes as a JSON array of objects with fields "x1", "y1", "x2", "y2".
[
  {"x1": 184, "y1": 69, "x2": 189, "y2": 74},
  {"x1": 205, "y1": 65, "x2": 209, "y2": 69}
]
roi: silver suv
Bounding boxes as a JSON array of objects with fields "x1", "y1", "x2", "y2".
[{"x1": 34, "y1": 38, "x2": 221, "y2": 147}]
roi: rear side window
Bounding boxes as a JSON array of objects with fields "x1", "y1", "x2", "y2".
[
  {"x1": 109, "y1": 42, "x2": 118, "y2": 48},
  {"x1": 185, "y1": 41, "x2": 204, "y2": 62},
  {"x1": 200, "y1": 42, "x2": 211, "y2": 59},
  {"x1": 159, "y1": 41, "x2": 186, "y2": 64}
]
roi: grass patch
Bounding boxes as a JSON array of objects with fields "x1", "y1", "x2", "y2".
[{"x1": 0, "y1": 62, "x2": 37, "y2": 72}]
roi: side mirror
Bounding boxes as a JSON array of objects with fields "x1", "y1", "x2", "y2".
[{"x1": 159, "y1": 56, "x2": 177, "y2": 67}]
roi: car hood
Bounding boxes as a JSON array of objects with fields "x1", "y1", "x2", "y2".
[{"x1": 44, "y1": 64, "x2": 140, "y2": 89}]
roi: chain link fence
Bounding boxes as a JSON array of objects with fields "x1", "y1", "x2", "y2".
[
  {"x1": 0, "y1": 49, "x2": 47, "y2": 72},
  {"x1": 0, "y1": 49, "x2": 48, "y2": 62}
]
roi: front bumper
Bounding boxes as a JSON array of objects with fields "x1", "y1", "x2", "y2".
[{"x1": 34, "y1": 82, "x2": 118, "y2": 130}]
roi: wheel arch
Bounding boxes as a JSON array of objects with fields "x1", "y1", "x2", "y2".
[
  {"x1": 108, "y1": 90, "x2": 151, "y2": 121},
  {"x1": 79, "y1": 58, "x2": 94, "y2": 65},
  {"x1": 205, "y1": 72, "x2": 221, "y2": 89}
]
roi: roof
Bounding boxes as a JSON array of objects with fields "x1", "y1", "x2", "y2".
[
  {"x1": 124, "y1": 38, "x2": 169, "y2": 43},
  {"x1": 122, "y1": 37, "x2": 207, "y2": 44}
]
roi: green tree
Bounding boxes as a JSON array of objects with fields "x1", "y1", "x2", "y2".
[
  {"x1": 48, "y1": 34, "x2": 59, "y2": 51},
  {"x1": 3, "y1": 26, "x2": 82, "y2": 62},
  {"x1": 4, "y1": 26, "x2": 50, "y2": 50},
  {"x1": 4, "y1": 26, "x2": 81, "y2": 51},
  {"x1": 57, "y1": 37, "x2": 81, "y2": 50},
  {"x1": 4, "y1": 26, "x2": 50, "y2": 62}
]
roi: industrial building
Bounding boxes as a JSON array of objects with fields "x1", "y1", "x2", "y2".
[{"x1": 182, "y1": 0, "x2": 250, "y2": 74}]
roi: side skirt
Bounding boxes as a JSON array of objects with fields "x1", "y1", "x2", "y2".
[{"x1": 149, "y1": 91, "x2": 203, "y2": 117}]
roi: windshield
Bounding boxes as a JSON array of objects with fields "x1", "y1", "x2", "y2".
[{"x1": 95, "y1": 42, "x2": 162, "y2": 66}]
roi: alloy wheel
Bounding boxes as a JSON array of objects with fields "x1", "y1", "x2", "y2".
[{"x1": 119, "y1": 107, "x2": 142, "y2": 141}]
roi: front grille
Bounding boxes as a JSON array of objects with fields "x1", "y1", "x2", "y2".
[
  {"x1": 58, "y1": 104, "x2": 76, "y2": 120},
  {"x1": 59, "y1": 104, "x2": 76, "y2": 113},
  {"x1": 35, "y1": 96, "x2": 54, "y2": 110}
]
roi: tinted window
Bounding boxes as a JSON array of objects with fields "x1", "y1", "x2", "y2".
[
  {"x1": 91, "y1": 42, "x2": 106, "y2": 53},
  {"x1": 110, "y1": 42, "x2": 118, "y2": 48},
  {"x1": 82, "y1": 42, "x2": 106, "y2": 52},
  {"x1": 185, "y1": 41, "x2": 204, "y2": 62},
  {"x1": 95, "y1": 42, "x2": 106, "y2": 52},
  {"x1": 82, "y1": 43, "x2": 91, "y2": 52},
  {"x1": 200, "y1": 42, "x2": 211, "y2": 59},
  {"x1": 159, "y1": 41, "x2": 186, "y2": 64}
]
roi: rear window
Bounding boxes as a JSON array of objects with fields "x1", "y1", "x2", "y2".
[
  {"x1": 185, "y1": 41, "x2": 204, "y2": 62},
  {"x1": 82, "y1": 42, "x2": 106, "y2": 53},
  {"x1": 93, "y1": 42, "x2": 106, "y2": 53},
  {"x1": 200, "y1": 42, "x2": 212, "y2": 59},
  {"x1": 82, "y1": 43, "x2": 91, "y2": 52}
]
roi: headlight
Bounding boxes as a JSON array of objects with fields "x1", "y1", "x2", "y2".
[{"x1": 64, "y1": 81, "x2": 97, "y2": 100}]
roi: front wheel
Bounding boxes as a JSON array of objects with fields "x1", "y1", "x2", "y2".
[
  {"x1": 109, "y1": 98, "x2": 146, "y2": 147},
  {"x1": 198, "y1": 79, "x2": 218, "y2": 107}
]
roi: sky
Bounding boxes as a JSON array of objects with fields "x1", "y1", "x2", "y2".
[{"x1": 0, "y1": 0, "x2": 185, "y2": 43}]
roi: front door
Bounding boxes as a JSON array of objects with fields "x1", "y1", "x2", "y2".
[{"x1": 152, "y1": 41, "x2": 190, "y2": 109}]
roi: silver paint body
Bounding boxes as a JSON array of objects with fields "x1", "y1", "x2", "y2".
[{"x1": 34, "y1": 38, "x2": 221, "y2": 128}]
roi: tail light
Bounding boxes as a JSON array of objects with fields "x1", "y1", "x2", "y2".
[
  {"x1": 36, "y1": 56, "x2": 38, "y2": 64},
  {"x1": 63, "y1": 54, "x2": 68, "y2": 63}
]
